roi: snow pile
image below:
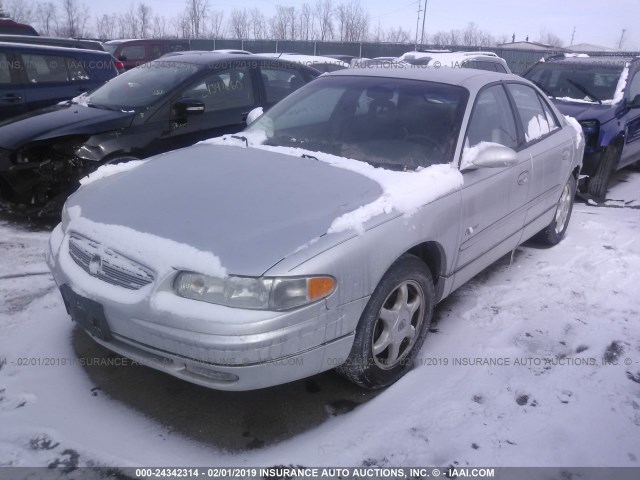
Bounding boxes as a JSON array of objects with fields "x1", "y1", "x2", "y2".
[
  {"x1": 563, "y1": 115, "x2": 585, "y2": 152},
  {"x1": 606, "y1": 65, "x2": 630, "y2": 105},
  {"x1": 245, "y1": 107, "x2": 263, "y2": 125},
  {"x1": 564, "y1": 53, "x2": 589, "y2": 58},
  {"x1": 70, "y1": 92, "x2": 89, "y2": 106},
  {"x1": 59, "y1": 208, "x2": 227, "y2": 304},
  {"x1": 525, "y1": 114, "x2": 550, "y2": 142},
  {"x1": 460, "y1": 141, "x2": 505, "y2": 170},
  {"x1": 79, "y1": 160, "x2": 148, "y2": 187}
]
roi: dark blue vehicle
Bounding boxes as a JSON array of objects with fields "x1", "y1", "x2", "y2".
[
  {"x1": 524, "y1": 55, "x2": 640, "y2": 200},
  {"x1": 0, "y1": 42, "x2": 119, "y2": 121}
]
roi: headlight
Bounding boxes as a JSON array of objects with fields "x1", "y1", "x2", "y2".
[
  {"x1": 174, "y1": 273, "x2": 336, "y2": 311},
  {"x1": 61, "y1": 203, "x2": 70, "y2": 233}
]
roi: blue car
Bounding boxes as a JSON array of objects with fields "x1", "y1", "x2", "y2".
[
  {"x1": 0, "y1": 42, "x2": 119, "y2": 121},
  {"x1": 524, "y1": 55, "x2": 640, "y2": 200}
]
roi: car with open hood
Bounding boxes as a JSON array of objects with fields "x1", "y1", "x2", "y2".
[
  {"x1": 46, "y1": 67, "x2": 583, "y2": 391},
  {"x1": 523, "y1": 54, "x2": 640, "y2": 200},
  {"x1": 0, "y1": 52, "x2": 319, "y2": 212}
]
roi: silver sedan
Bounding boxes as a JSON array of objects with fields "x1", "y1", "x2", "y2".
[{"x1": 46, "y1": 67, "x2": 584, "y2": 391}]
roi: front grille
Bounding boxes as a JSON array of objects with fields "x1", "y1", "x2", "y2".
[{"x1": 68, "y1": 233, "x2": 155, "y2": 290}]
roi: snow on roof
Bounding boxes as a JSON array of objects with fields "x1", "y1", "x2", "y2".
[{"x1": 567, "y1": 43, "x2": 622, "y2": 53}]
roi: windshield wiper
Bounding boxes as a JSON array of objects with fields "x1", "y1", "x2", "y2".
[
  {"x1": 566, "y1": 79, "x2": 602, "y2": 104},
  {"x1": 87, "y1": 102, "x2": 120, "y2": 111},
  {"x1": 301, "y1": 153, "x2": 318, "y2": 161}
]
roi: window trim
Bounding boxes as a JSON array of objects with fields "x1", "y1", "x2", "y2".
[
  {"x1": 504, "y1": 81, "x2": 562, "y2": 148},
  {"x1": 457, "y1": 81, "x2": 523, "y2": 169}
]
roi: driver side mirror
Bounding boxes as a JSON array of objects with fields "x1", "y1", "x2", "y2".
[
  {"x1": 118, "y1": 55, "x2": 127, "y2": 61},
  {"x1": 461, "y1": 143, "x2": 520, "y2": 170},
  {"x1": 246, "y1": 107, "x2": 264, "y2": 126},
  {"x1": 629, "y1": 94, "x2": 640, "y2": 109},
  {"x1": 173, "y1": 98, "x2": 205, "y2": 116}
]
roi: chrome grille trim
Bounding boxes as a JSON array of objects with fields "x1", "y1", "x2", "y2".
[{"x1": 68, "y1": 233, "x2": 155, "y2": 290}]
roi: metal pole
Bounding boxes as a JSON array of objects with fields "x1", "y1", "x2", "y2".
[
  {"x1": 420, "y1": 0, "x2": 428, "y2": 47},
  {"x1": 414, "y1": 2, "x2": 421, "y2": 50}
]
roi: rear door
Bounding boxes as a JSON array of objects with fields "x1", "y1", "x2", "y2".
[
  {"x1": 257, "y1": 63, "x2": 310, "y2": 109},
  {"x1": 0, "y1": 50, "x2": 26, "y2": 120},
  {"x1": 620, "y1": 70, "x2": 640, "y2": 167},
  {"x1": 506, "y1": 83, "x2": 573, "y2": 230},
  {"x1": 452, "y1": 83, "x2": 531, "y2": 290}
]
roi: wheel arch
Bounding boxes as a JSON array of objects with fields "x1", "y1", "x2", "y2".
[{"x1": 406, "y1": 241, "x2": 447, "y2": 301}]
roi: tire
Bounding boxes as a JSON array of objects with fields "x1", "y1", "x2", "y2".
[
  {"x1": 534, "y1": 175, "x2": 577, "y2": 246},
  {"x1": 587, "y1": 145, "x2": 620, "y2": 201},
  {"x1": 336, "y1": 254, "x2": 435, "y2": 389}
]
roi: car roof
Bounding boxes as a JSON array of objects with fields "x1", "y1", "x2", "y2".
[
  {"x1": 327, "y1": 65, "x2": 525, "y2": 91},
  {"x1": 0, "y1": 34, "x2": 104, "y2": 50},
  {"x1": 544, "y1": 54, "x2": 636, "y2": 65},
  {"x1": 154, "y1": 51, "x2": 319, "y2": 69},
  {"x1": 261, "y1": 52, "x2": 350, "y2": 66},
  {"x1": 0, "y1": 41, "x2": 111, "y2": 56}
]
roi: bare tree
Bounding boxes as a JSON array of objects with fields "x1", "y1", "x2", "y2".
[
  {"x1": 136, "y1": 3, "x2": 153, "y2": 39},
  {"x1": 298, "y1": 3, "x2": 313, "y2": 40},
  {"x1": 270, "y1": 5, "x2": 296, "y2": 40},
  {"x1": 538, "y1": 28, "x2": 564, "y2": 47},
  {"x1": 34, "y1": 1, "x2": 58, "y2": 36},
  {"x1": 96, "y1": 13, "x2": 117, "y2": 39},
  {"x1": 335, "y1": 0, "x2": 368, "y2": 42},
  {"x1": 248, "y1": 8, "x2": 266, "y2": 39},
  {"x1": 314, "y1": 0, "x2": 333, "y2": 41},
  {"x1": 4, "y1": 0, "x2": 35, "y2": 23},
  {"x1": 209, "y1": 9, "x2": 225, "y2": 38},
  {"x1": 151, "y1": 15, "x2": 169, "y2": 37},
  {"x1": 184, "y1": 0, "x2": 209, "y2": 38},
  {"x1": 229, "y1": 8, "x2": 249, "y2": 40},
  {"x1": 58, "y1": 0, "x2": 90, "y2": 37},
  {"x1": 461, "y1": 22, "x2": 481, "y2": 46},
  {"x1": 385, "y1": 26, "x2": 410, "y2": 43}
]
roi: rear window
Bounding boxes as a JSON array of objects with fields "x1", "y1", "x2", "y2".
[
  {"x1": 22, "y1": 53, "x2": 69, "y2": 83},
  {"x1": 120, "y1": 45, "x2": 145, "y2": 61}
]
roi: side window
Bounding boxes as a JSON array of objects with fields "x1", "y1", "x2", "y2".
[
  {"x1": 180, "y1": 66, "x2": 254, "y2": 112},
  {"x1": 463, "y1": 61, "x2": 495, "y2": 72},
  {"x1": 494, "y1": 63, "x2": 508, "y2": 73},
  {"x1": 507, "y1": 83, "x2": 550, "y2": 142},
  {"x1": 21, "y1": 54, "x2": 69, "y2": 83},
  {"x1": 538, "y1": 93, "x2": 560, "y2": 131},
  {"x1": 67, "y1": 58, "x2": 90, "y2": 81},
  {"x1": 0, "y1": 52, "x2": 12, "y2": 84},
  {"x1": 628, "y1": 72, "x2": 640, "y2": 101},
  {"x1": 260, "y1": 66, "x2": 306, "y2": 104},
  {"x1": 120, "y1": 45, "x2": 145, "y2": 61},
  {"x1": 466, "y1": 85, "x2": 518, "y2": 149},
  {"x1": 149, "y1": 45, "x2": 163, "y2": 60}
]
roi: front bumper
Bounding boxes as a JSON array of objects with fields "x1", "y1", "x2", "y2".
[{"x1": 46, "y1": 226, "x2": 365, "y2": 391}]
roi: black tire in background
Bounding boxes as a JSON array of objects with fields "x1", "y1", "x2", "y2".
[
  {"x1": 587, "y1": 145, "x2": 620, "y2": 201},
  {"x1": 337, "y1": 254, "x2": 435, "y2": 389}
]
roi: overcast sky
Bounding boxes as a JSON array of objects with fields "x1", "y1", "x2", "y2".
[{"x1": 96, "y1": 0, "x2": 638, "y2": 49}]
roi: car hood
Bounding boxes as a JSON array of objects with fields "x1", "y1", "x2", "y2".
[
  {"x1": 67, "y1": 144, "x2": 383, "y2": 276},
  {"x1": 0, "y1": 104, "x2": 135, "y2": 150},
  {"x1": 551, "y1": 99, "x2": 617, "y2": 124}
]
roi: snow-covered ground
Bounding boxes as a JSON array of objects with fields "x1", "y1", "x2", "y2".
[{"x1": 0, "y1": 169, "x2": 639, "y2": 470}]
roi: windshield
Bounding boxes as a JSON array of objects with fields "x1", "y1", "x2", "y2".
[
  {"x1": 84, "y1": 60, "x2": 200, "y2": 110},
  {"x1": 525, "y1": 62, "x2": 625, "y2": 103},
  {"x1": 246, "y1": 75, "x2": 468, "y2": 170},
  {"x1": 103, "y1": 43, "x2": 118, "y2": 55}
]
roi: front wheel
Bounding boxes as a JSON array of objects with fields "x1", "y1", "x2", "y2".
[
  {"x1": 336, "y1": 254, "x2": 435, "y2": 389},
  {"x1": 534, "y1": 175, "x2": 577, "y2": 246}
]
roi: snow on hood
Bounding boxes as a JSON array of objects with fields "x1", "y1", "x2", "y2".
[
  {"x1": 201, "y1": 134, "x2": 464, "y2": 234},
  {"x1": 61, "y1": 206, "x2": 227, "y2": 303},
  {"x1": 79, "y1": 160, "x2": 148, "y2": 187}
]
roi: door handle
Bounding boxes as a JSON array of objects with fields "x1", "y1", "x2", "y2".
[
  {"x1": 517, "y1": 171, "x2": 529, "y2": 185},
  {"x1": 1, "y1": 94, "x2": 23, "y2": 102}
]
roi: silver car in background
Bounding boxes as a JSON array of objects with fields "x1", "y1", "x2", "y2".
[{"x1": 46, "y1": 67, "x2": 583, "y2": 391}]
